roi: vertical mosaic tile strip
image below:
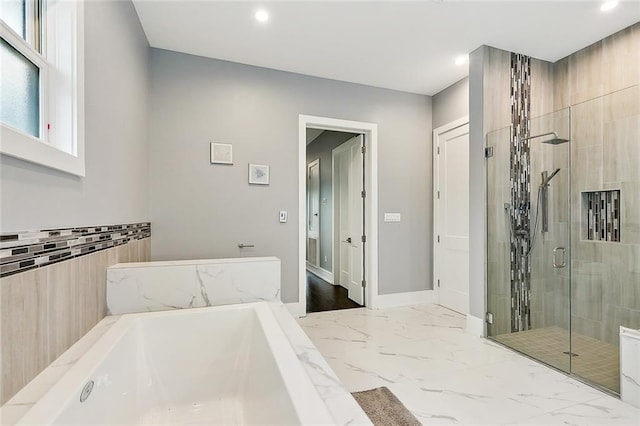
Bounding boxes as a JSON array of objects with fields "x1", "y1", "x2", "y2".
[
  {"x1": 0, "y1": 222, "x2": 151, "y2": 277},
  {"x1": 510, "y1": 52, "x2": 532, "y2": 332},
  {"x1": 585, "y1": 190, "x2": 621, "y2": 242}
]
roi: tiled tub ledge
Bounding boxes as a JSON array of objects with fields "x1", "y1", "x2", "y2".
[
  {"x1": 1, "y1": 302, "x2": 370, "y2": 425},
  {"x1": 621, "y1": 327, "x2": 640, "y2": 409}
]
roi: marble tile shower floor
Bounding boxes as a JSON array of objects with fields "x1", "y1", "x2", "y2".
[
  {"x1": 493, "y1": 326, "x2": 621, "y2": 393},
  {"x1": 298, "y1": 304, "x2": 640, "y2": 425}
]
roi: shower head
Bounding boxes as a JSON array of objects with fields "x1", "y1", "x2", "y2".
[
  {"x1": 542, "y1": 136, "x2": 570, "y2": 145},
  {"x1": 522, "y1": 132, "x2": 570, "y2": 145}
]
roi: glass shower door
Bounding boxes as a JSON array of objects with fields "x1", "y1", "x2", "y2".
[{"x1": 487, "y1": 108, "x2": 572, "y2": 373}]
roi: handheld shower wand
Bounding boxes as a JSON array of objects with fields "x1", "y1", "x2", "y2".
[
  {"x1": 542, "y1": 168, "x2": 560, "y2": 186},
  {"x1": 540, "y1": 168, "x2": 560, "y2": 234}
]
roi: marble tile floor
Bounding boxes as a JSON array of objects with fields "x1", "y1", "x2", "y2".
[{"x1": 298, "y1": 304, "x2": 640, "y2": 425}]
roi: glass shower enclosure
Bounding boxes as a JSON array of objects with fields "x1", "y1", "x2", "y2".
[{"x1": 486, "y1": 85, "x2": 640, "y2": 395}]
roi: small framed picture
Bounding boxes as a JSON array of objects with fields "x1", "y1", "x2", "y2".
[
  {"x1": 248, "y1": 164, "x2": 270, "y2": 185},
  {"x1": 210, "y1": 143, "x2": 233, "y2": 164}
]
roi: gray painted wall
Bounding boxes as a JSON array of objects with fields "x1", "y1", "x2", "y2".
[
  {"x1": 432, "y1": 77, "x2": 469, "y2": 129},
  {"x1": 148, "y1": 49, "x2": 433, "y2": 303},
  {"x1": 306, "y1": 130, "x2": 356, "y2": 273},
  {"x1": 0, "y1": 0, "x2": 150, "y2": 231}
]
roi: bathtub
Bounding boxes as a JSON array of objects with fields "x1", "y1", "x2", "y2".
[{"x1": 16, "y1": 302, "x2": 334, "y2": 425}]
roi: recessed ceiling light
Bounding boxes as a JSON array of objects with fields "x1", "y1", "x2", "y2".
[
  {"x1": 600, "y1": 1, "x2": 618, "y2": 12},
  {"x1": 255, "y1": 9, "x2": 269, "y2": 23},
  {"x1": 454, "y1": 55, "x2": 468, "y2": 66}
]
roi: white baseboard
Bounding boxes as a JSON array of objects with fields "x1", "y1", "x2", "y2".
[
  {"x1": 285, "y1": 302, "x2": 306, "y2": 318},
  {"x1": 373, "y1": 290, "x2": 436, "y2": 309},
  {"x1": 306, "y1": 263, "x2": 334, "y2": 284},
  {"x1": 466, "y1": 314, "x2": 484, "y2": 337}
]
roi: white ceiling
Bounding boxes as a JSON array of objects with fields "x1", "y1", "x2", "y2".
[{"x1": 132, "y1": 1, "x2": 640, "y2": 96}]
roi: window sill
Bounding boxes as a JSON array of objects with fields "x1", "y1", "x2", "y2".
[{"x1": 0, "y1": 124, "x2": 85, "y2": 176}]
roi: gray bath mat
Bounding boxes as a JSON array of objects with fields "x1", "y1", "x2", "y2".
[{"x1": 352, "y1": 386, "x2": 421, "y2": 426}]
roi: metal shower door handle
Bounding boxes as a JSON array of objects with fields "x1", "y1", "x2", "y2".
[{"x1": 553, "y1": 247, "x2": 566, "y2": 268}]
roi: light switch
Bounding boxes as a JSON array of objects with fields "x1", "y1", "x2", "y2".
[
  {"x1": 384, "y1": 213, "x2": 401, "y2": 222},
  {"x1": 279, "y1": 211, "x2": 288, "y2": 223}
]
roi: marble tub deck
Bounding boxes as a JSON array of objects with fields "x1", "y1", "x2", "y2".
[{"x1": 298, "y1": 304, "x2": 640, "y2": 425}]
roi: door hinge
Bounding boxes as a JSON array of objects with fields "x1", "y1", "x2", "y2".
[
  {"x1": 361, "y1": 279, "x2": 367, "y2": 288},
  {"x1": 437, "y1": 279, "x2": 440, "y2": 288},
  {"x1": 437, "y1": 190, "x2": 440, "y2": 199},
  {"x1": 437, "y1": 146, "x2": 440, "y2": 155},
  {"x1": 485, "y1": 312, "x2": 494, "y2": 324},
  {"x1": 361, "y1": 145, "x2": 366, "y2": 154},
  {"x1": 361, "y1": 190, "x2": 367, "y2": 198},
  {"x1": 485, "y1": 147, "x2": 494, "y2": 158},
  {"x1": 437, "y1": 235, "x2": 440, "y2": 243},
  {"x1": 361, "y1": 235, "x2": 367, "y2": 243}
]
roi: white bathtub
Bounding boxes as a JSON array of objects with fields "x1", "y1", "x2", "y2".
[{"x1": 16, "y1": 302, "x2": 334, "y2": 425}]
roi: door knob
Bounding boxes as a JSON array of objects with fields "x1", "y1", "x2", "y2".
[{"x1": 346, "y1": 237, "x2": 352, "y2": 243}]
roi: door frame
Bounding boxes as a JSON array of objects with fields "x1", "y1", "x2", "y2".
[
  {"x1": 433, "y1": 116, "x2": 469, "y2": 310},
  {"x1": 298, "y1": 115, "x2": 378, "y2": 314}
]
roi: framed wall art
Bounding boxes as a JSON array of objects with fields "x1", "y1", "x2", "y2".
[{"x1": 248, "y1": 164, "x2": 270, "y2": 185}]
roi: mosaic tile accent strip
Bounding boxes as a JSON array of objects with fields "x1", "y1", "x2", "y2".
[
  {"x1": 509, "y1": 52, "x2": 532, "y2": 332},
  {"x1": 585, "y1": 190, "x2": 621, "y2": 242},
  {"x1": 0, "y1": 222, "x2": 150, "y2": 277}
]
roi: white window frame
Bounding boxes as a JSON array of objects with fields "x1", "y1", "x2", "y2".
[{"x1": 0, "y1": 0, "x2": 85, "y2": 176}]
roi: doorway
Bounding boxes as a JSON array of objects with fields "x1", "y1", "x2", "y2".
[
  {"x1": 305, "y1": 131, "x2": 363, "y2": 313},
  {"x1": 298, "y1": 115, "x2": 379, "y2": 317},
  {"x1": 433, "y1": 117, "x2": 470, "y2": 315}
]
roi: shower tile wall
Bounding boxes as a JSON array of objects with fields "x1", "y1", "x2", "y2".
[
  {"x1": 558, "y1": 23, "x2": 640, "y2": 350},
  {"x1": 570, "y1": 84, "x2": 640, "y2": 346},
  {"x1": 528, "y1": 108, "x2": 571, "y2": 333}
]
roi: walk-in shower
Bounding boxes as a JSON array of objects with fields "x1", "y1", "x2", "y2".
[{"x1": 486, "y1": 85, "x2": 640, "y2": 395}]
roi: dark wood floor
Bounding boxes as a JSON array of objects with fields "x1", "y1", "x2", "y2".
[{"x1": 306, "y1": 271, "x2": 362, "y2": 313}]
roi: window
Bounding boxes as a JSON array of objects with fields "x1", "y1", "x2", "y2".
[{"x1": 0, "y1": 0, "x2": 84, "y2": 176}]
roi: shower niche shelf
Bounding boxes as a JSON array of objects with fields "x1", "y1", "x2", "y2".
[{"x1": 582, "y1": 190, "x2": 621, "y2": 242}]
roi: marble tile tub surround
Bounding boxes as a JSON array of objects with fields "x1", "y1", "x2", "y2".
[
  {"x1": 107, "y1": 257, "x2": 281, "y2": 315},
  {"x1": 1, "y1": 237, "x2": 151, "y2": 404},
  {"x1": 299, "y1": 304, "x2": 640, "y2": 425},
  {"x1": 0, "y1": 222, "x2": 151, "y2": 277},
  {"x1": 621, "y1": 327, "x2": 640, "y2": 409},
  {"x1": 1, "y1": 302, "x2": 370, "y2": 426}
]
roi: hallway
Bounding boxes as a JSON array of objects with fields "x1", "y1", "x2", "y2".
[{"x1": 306, "y1": 272, "x2": 361, "y2": 314}]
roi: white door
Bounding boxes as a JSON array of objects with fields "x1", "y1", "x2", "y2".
[
  {"x1": 337, "y1": 151, "x2": 350, "y2": 289},
  {"x1": 435, "y1": 122, "x2": 469, "y2": 314},
  {"x1": 307, "y1": 159, "x2": 320, "y2": 266},
  {"x1": 334, "y1": 135, "x2": 364, "y2": 305}
]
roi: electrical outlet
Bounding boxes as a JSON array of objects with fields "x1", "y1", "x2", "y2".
[{"x1": 279, "y1": 211, "x2": 287, "y2": 223}]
